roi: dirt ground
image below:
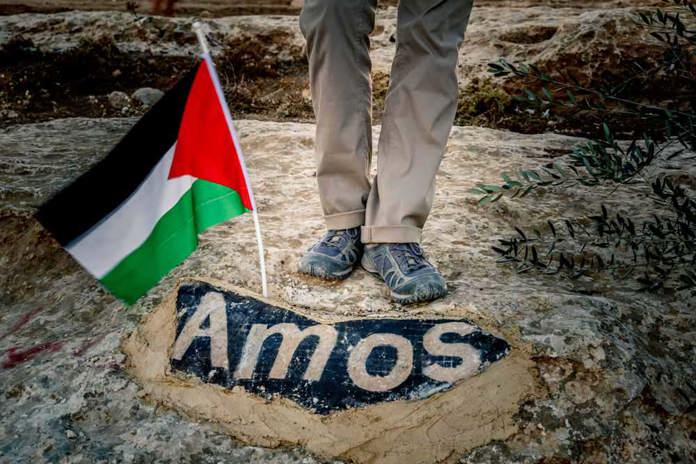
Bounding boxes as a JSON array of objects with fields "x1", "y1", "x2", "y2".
[
  {"x1": 0, "y1": 0, "x2": 301, "y2": 16},
  {"x1": 1, "y1": 0, "x2": 684, "y2": 136},
  {"x1": 0, "y1": 0, "x2": 663, "y2": 16}
]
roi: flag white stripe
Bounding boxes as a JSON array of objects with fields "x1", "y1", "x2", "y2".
[{"x1": 66, "y1": 144, "x2": 195, "y2": 278}]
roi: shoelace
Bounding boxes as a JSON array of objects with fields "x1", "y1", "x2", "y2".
[
  {"x1": 321, "y1": 230, "x2": 353, "y2": 250},
  {"x1": 389, "y1": 243, "x2": 429, "y2": 273}
]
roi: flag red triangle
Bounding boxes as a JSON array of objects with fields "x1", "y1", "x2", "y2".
[{"x1": 169, "y1": 61, "x2": 253, "y2": 210}]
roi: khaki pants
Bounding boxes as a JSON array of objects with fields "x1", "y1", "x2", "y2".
[{"x1": 300, "y1": 0, "x2": 474, "y2": 243}]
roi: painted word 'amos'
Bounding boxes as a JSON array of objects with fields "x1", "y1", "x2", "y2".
[{"x1": 170, "y1": 282, "x2": 509, "y2": 413}]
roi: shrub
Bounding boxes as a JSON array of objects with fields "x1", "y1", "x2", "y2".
[{"x1": 472, "y1": 0, "x2": 696, "y2": 294}]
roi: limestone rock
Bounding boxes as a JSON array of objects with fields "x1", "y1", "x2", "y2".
[
  {"x1": 0, "y1": 118, "x2": 693, "y2": 463},
  {"x1": 131, "y1": 87, "x2": 164, "y2": 108},
  {"x1": 107, "y1": 90, "x2": 130, "y2": 110},
  {"x1": 0, "y1": 109, "x2": 19, "y2": 120}
]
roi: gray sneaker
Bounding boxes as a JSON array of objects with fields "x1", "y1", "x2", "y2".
[
  {"x1": 361, "y1": 243, "x2": 447, "y2": 304},
  {"x1": 298, "y1": 227, "x2": 363, "y2": 280}
]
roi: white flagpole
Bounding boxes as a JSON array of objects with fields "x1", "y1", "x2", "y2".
[{"x1": 192, "y1": 22, "x2": 269, "y2": 298}]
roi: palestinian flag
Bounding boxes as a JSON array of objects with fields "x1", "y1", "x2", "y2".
[{"x1": 36, "y1": 60, "x2": 254, "y2": 305}]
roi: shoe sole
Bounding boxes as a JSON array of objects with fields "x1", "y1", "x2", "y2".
[
  {"x1": 298, "y1": 262, "x2": 355, "y2": 281},
  {"x1": 390, "y1": 286, "x2": 447, "y2": 305}
]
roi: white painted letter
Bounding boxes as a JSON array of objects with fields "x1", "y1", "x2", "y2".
[
  {"x1": 234, "y1": 323, "x2": 337, "y2": 381},
  {"x1": 422, "y1": 322, "x2": 481, "y2": 383},
  {"x1": 347, "y1": 333, "x2": 413, "y2": 392},
  {"x1": 171, "y1": 292, "x2": 228, "y2": 370}
]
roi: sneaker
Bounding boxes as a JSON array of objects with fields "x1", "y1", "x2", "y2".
[
  {"x1": 298, "y1": 227, "x2": 363, "y2": 280},
  {"x1": 361, "y1": 243, "x2": 447, "y2": 304}
]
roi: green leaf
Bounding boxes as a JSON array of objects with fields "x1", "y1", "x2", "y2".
[
  {"x1": 480, "y1": 184, "x2": 503, "y2": 192},
  {"x1": 502, "y1": 173, "x2": 523, "y2": 188},
  {"x1": 519, "y1": 185, "x2": 535, "y2": 197},
  {"x1": 565, "y1": 220, "x2": 575, "y2": 239},
  {"x1": 478, "y1": 192, "x2": 503, "y2": 206},
  {"x1": 526, "y1": 170, "x2": 541, "y2": 181},
  {"x1": 553, "y1": 162, "x2": 568, "y2": 177},
  {"x1": 491, "y1": 246, "x2": 508, "y2": 255},
  {"x1": 566, "y1": 90, "x2": 577, "y2": 104},
  {"x1": 515, "y1": 227, "x2": 527, "y2": 241},
  {"x1": 602, "y1": 123, "x2": 613, "y2": 144},
  {"x1": 542, "y1": 87, "x2": 554, "y2": 102},
  {"x1": 489, "y1": 192, "x2": 504, "y2": 203}
]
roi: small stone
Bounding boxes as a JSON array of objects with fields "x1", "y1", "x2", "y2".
[
  {"x1": 131, "y1": 87, "x2": 164, "y2": 108},
  {"x1": 277, "y1": 49, "x2": 295, "y2": 63},
  {"x1": 66, "y1": 429, "x2": 77, "y2": 439},
  {"x1": 112, "y1": 69, "x2": 122, "y2": 78},
  {"x1": 565, "y1": 380, "x2": 595, "y2": 404},
  {"x1": 0, "y1": 109, "x2": 19, "y2": 119},
  {"x1": 107, "y1": 91, "x2": 130, "y2": 110}
]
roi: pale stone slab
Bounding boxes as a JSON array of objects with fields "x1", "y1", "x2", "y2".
[{"x1": 123, "y1": 278, "x2": 540, "y2": 463}]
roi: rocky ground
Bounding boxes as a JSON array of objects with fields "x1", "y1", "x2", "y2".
[
  {"x1": 0, "y1": 0, "x2": 684, "y2": 133},
  {"x1": 1, "y1": 1, "x2": 695, "y2": 463}
]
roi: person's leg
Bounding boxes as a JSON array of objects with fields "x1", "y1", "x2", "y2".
[
  {"x1": 361, "y1": 0, "x2": 474, "y2": 304},
  {"x1": 298, "y1": 0, "x2": 377, "y2": 280},
  {"x1": 362, "y1": 0, "x2": 474, "y2": 244},
  {"x1": 152, "y1": 0, "x2": 162, "y2": 14},
  {"x1": 300, "y1": 0, "x2": 376, "y2": 230}
]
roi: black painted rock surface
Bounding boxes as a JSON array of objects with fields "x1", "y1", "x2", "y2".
[{"x1": 171, "y1": 281, "x2": 510, "y2": 413}]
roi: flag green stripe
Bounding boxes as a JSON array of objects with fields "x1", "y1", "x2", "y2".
[{"x1": 100, "y1": 179, "x2": 248, "y2": 304}]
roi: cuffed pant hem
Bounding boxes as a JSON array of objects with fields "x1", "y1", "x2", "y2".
[
  {"x1": 325, "y1": 209, "x2": 366, "y2": 230},
  {"x1": 360, "y1": 225, "x2": 422, "y2": 244}
]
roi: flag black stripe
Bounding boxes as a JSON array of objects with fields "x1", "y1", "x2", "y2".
[{"x1": 36, "y1": 63, "x2": 201, "y2": 246}]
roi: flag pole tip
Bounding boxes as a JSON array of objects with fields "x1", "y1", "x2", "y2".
[{"x1": 192, "y1": 22, "x2": 210, "y2": 56}]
